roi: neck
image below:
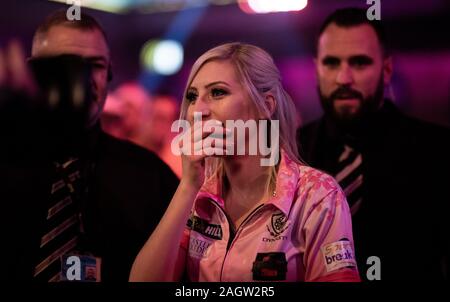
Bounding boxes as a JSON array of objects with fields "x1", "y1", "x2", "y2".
[{"x1": 223, "y1": 155, "x2": 271, "y2": 207}]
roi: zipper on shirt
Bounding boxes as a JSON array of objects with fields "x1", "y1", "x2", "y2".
[
  {"x1": 226, "y1": 219, "x2": 236, "y2": 251},
  {"x1": 228, "y1": 203, "x2": 265, "y2": 251},
  {"x1": 207, "y1": 198, "x2": 265, "y2": 281}
]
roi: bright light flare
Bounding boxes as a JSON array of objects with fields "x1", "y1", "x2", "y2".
[{"x1": 239, "y1": 0, "x2": 308, "y2": 14}]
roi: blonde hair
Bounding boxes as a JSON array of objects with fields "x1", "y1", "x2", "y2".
[{"x1": 180, "y1": 42, "x2": 303, "y2": 197}]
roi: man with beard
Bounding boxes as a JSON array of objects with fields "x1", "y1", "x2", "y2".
[{"x1": 297, "y1": 8, "x2": 449, "y2": 280}]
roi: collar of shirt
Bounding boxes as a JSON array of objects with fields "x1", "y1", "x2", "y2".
[{"x1": 195, "y1": 150, "x2": 301, "y2": 217}]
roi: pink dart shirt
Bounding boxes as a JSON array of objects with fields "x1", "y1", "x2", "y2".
[{"x1": 181, "y1": 150, "x2": 360, "y2": 282}]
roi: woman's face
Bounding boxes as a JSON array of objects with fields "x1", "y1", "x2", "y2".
[{"x1": 186, "y1": 60, "x2": 259, "y2": 124}]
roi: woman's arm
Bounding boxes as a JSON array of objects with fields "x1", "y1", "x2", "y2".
[
  {"x1": 129, "y1": 120, "x2": 228, "y2": 281},
  {"x1": 129, "y1": 180, "x2": 198, "y2": 281},
  {"x1": 301, "y1": 187, "x2": 360, "y2": 282}
]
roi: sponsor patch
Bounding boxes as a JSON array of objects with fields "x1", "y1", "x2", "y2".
[
  {"x1": 252, "y1": 252, "x2": 287, "y2": 281},
  {"x1": 188, "y1": 216, "x2": 223, "y2": 240},
  {"x1": 188, "y1": 237, "x2": 212, "y2": 259},
  {"x1": 321, "y1": 238, "x2": 357, "y2": 272}
]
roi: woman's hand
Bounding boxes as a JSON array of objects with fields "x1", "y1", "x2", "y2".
[{"x1": 179, "y1": 119, "x2": 230, "y2": 189}]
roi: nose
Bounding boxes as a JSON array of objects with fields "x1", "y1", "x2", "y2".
[
  {"x1": 191, "y1": 96, "x2": 211, "y2": 119},
  {"x1": 336, "y1": 63, "x2": 354, "y2": 86}
]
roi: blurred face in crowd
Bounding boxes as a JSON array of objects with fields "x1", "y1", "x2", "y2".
[
  {"x1": 101, "y1": 83, "x2": 150, "y2": 143},
  {"x1": 32, "y1": 25, "x2": 111, "y2": 125},
  {"x1": 147, "y1": 96, "x2": 178, "y2": 149},
  {"x1": 316, "y1": 23, "x2": 392, "y2": 126},
  {"x1": 100, "y1": 94, "x2": 128, "y2": 140}
]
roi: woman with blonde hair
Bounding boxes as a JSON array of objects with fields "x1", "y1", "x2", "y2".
[{"x1": 130, "y1": 42, "x2": 360, "y2": 282}]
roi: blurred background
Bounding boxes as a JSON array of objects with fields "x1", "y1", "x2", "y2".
[{"x1": 1, "y1": 0, "x2": 449, "y2": 130}]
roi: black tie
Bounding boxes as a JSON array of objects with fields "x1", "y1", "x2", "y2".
[
  {"x1": 334, "y1": 145, "x2": 363, "y2": 215},
  {"x1": 33, "y1": 158, "x2": 82, "y2": 282}
]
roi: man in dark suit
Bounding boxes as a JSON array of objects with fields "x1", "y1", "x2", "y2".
[
  {"x1": 297, "y1": 8, "x2": 449, "y2": 280},
  {"x1": 0, "y1": 11, "x2": 178, "y2": 281}
]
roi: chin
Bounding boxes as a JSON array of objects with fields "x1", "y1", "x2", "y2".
[
  {"x1": 335, "y1": 104, "x2": 361, "y2": 118},
  {"x1": 330, "y1": 107, "x2": 358, "y2": 123}
]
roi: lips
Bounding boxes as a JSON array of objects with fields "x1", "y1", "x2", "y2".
[
  {"x1": 334, "y1": 98, "x2": 360, "y2": 106},
  {"x1": 330, "y1": 87, "x2": 363, "y2": 102},
  {"x1": 336, "y1": 97, "x2": 358, "y2": 100}
]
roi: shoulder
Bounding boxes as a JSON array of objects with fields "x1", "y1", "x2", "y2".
[
  {"x1": 397, "y1": 110, "x2": 446, "y2": 130},
  {"x1": 97, "y1": 131, "x2": 179, "y2": 180},
  {"x1": 100, "y1": 132, "x2": 160, "y2": 163},
  {"x1": 296, "y1": 165, "x2": 346, "y2": 211},
  {"x1": 386, "y1": 102, "x2": 449, "y2": 138},
  {"x1": 298, "y1": 165, "x2": 341, "y2": 195},
  {"x1": 406, "y1": 116, "x2": 449, "y2": 138},
  {"x1": 394, "y1": 114, "x2": 450, "y2": 155}
]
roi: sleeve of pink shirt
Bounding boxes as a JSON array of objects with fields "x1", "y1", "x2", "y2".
[{"x1": 301, "y1": 188, "x2": 361, "y2": 282}]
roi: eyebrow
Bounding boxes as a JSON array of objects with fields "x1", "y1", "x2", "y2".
[
  {"x1": 321, "y1": 54, "x2": 374, "y2": 64},
  {"x1": 189, "y1": 81, "x2": 231, "y2": 91},
  {"x1": 348, "y1": 55, "x2": 374, "y2": 64},
  {"x1": 205, "y1": 81, "x2": 230, "y2": 89},
  {"x1": 321, "y1": 55, "x2": 340, "y2": 64}
]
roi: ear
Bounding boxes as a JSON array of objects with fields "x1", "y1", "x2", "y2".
[
  {"x1": 264, "y1": 93, "x2": 276, "y2": 118},
  {"x1": 383, "y1": 56, "x2": 393, "y2": 85}
]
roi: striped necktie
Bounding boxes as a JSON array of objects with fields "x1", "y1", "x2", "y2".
[
  {"x1": 33, "y1": 158, "x2": 82, "y2": 282},
  {"x1": 334, "y1": 145, "x2": 363, "y2": 215}
]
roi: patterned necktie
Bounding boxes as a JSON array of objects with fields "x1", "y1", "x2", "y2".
[
  {"x1": 334, "y1": 145, "x2": 363, "y2": 215},
  {"x1": 33, "y1": 158, "x2": 82, "y2": 282}
]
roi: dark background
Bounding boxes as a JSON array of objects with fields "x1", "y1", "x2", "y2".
[{"x1": 1, "y1": 0, "x2": 449, "y2": 127}]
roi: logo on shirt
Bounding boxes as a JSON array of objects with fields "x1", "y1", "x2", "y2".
[
  {"x1": 188, "y1": 237, "x2": 212, "y2": 259},
  {"x1": 188, "y1": 216, "x2": 223, "y2": 240},
  {"x1": 321, "y1": 238, "x2": 357, "y2": 272},
  {"x1": 262, "y1": 211, "x2": 290, "y2": 242},
  {"x1": 266, "y1": 211, "x2": 289, "y2": 237}
]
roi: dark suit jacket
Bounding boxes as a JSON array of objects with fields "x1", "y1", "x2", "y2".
[
  {"x1": 0, "y1": 130, "x2": 179, "y2": 281},
  {"x1": 297, "y1": 100, "x2": 449, "y2": 280}
]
